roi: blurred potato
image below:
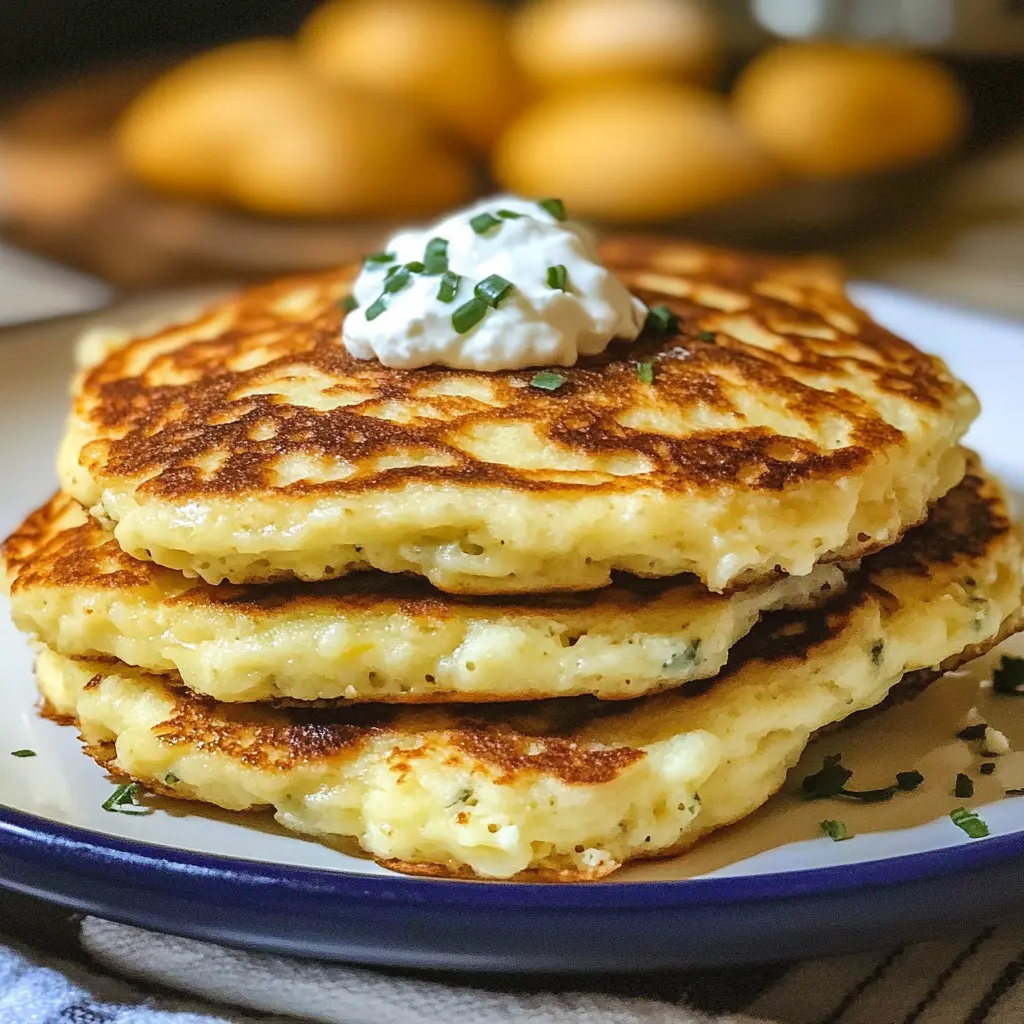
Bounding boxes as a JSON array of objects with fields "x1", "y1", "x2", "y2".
[
  {"x1": 511, "y1": 0, "x2": 718, "y2": 88},
  {"x1": 493, "y1": 83, "x2": 778, "y2": 222},
  {"x1": 298, "y1": 0, "x2": 525, "y2": 152},
  {"x1": 734, "y1": 44, "x2": 967, "y2": 179},
  {"x1": 116, "y1": 39, "x2": 474, "y2": 218}
]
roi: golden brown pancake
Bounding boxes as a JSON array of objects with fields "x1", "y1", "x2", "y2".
[
  {"x1": 36, "y1": 465, "x2": 1023, "y2": 880},
  {"x1": 3, "y1": 493, "x2": 842, "y2": 703},
  {"x1": 58, "y1": 239, "x2": 977, "y2": 593}
]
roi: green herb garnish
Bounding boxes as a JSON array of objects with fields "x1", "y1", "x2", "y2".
[
  {"x1": 437, "y1": 271, "x2": 462, "y2": 303},
  {"x1": 643, "y1": 305, "x2": 678, "y2": 336},
  {"x1": 802, "y1": 754, "x2": 853, "y2": 799},
  {"x1": 530, "y1": 371, "x2": 566, "y2": 392},
  {"x1": 364, "y1": 251, "x2": 395, "y2": 265},
  {"x1": 820, "y1": 819, "x2": 852, "y2": 842},
  {"x1": 497, "y1": 209, "x2": 523, "y2": 220},
  {"x1": 664, "y1": 639, "x2": 701, "y2": 673},
  {"x1": 404, "y1": 260, "x2": 425, "y2": 273},
  {"x1": 340, "y1": 295, "x2": 359, "y2": 313},
  {"x1": 950, "y1": 806, "x2": 989, "y2": 838},
  {"x1": 546, "y1": 264, "x2": 569, "y2": 292},
  {"x1": 10, "y1": 749, "x2": 35, "y2": 758},
  {"x1": 102, "y1": 781, "x2": 148, "y2": 814},
  {"x1": 992, "y1": 655, "x2": 1024, "y2": 696},
  {"x1": 423, "y1": 237, "x2": 449, "y2": 275},
  {"x1": 803, "y1": 754, "x2": 922, "y2": 803},
  {"x1": 164, "y1": 772, "x2": 179, "y2": 785},
  {"x1": 383, "y1": 267, "x2": 413, "y2": 294},
  {"x1": 955, "y1": 773, "x2": 975, "y2": 799},
  {"x1": 697, "y1": 330, "x2": 716, "y2": 342},
  {"x1": 447, "y1": 788, "x2": 472, "y2": 808},
  {"x1": 475, "y1": 274, "x2": 515, "y2": 308},
  {"x1": 538, "y1": 198, "x2": 566, "y2": 221},
  {"x1": 636, "y1": 361, "x2": 655, "y2": 385},
  {"x1": 870, "y1": 639, "x2": 885, "y2": 666},
  {"x1": 981, "y1": 762, "x2": 996, "y2": 775},
  {"x1": 452, "y1": 298, "x2": 489, "y2": 334},
  {"x1": 470, "y1": 212, "x2": 502, "y2": 235},
  {"x1": 365, "y1": 297, "x2": 388, "y2": 322},
  {"x1": 957, "y1": 723, "x2": 988, "y2": 741}
]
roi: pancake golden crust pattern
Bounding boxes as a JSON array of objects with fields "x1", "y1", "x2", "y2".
[
  {"x1": 58, "y1": 239, "x2": 978, "y2": 592},
  {"x1": 36, "y1": 466, "x2": 1024, "y2": 879}
]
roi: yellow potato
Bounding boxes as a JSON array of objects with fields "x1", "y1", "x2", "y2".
[
  {"x1": 733, "y1": 44, "x2": 966, "y2": 179},
  {"x1": 511, "y1": 0, "x2": 718, "y2": 88},
  {"x1": 117, "y1": 40, "x2": 316, "y2": 200},
  {"x1": 298, "y1": 0, "x2": 525, "y2": 151},
  {"x1": 116, "y1": 39, "x2": 474, "y2": 218},
  {"x1": 493, "y1": 83, "x2": 778, "y2": 222}
]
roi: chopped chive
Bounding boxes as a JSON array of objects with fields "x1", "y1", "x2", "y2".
[
  {"x1": 365, "y1": 297, "x2": 388, "y2": 322},
  {"x1": 957, "y1": 723, "x2": 987, "y2": 741},
  {"x1": 452, "y1": 297, "x2": 488, "y2": 334},
  {"x1": 820, "y1": 819, "x2": 852, "y2": 842},
  {"x1": 423, "y1": 237, "x2": 449, "y2": 275},
  {"x1": 802, "y1": 754, "x2": 853, "y2": 799},
  {"x1": 546, "y1": 264, "x2": 569, "y2": 292},
  {"x1": 803, "y1": 754, "x2": 923, "y2": 803},
  {"x1": 437, "y1": 271, "x2": 462, "y2": 303},
  {"x1": 636, "y1": 361, "x2": 655, "y2": 385},
  {"x1": 404, "y1": 260, "x2": 425, "y2": 274},
  {"x1": 102, "y1": 781, "x2": 148, "y2": 814},
  {"x1": 538, "y1": 198, "x2": 566, "y2": 221},
  {"x1": 697, "y1": 330, "x2": 716, "y2": 342},
  {"x1": 955, "y1": 773, "x2": 975, "y2": 799},
  {"x1": 643, "y1": 305, "x2": 678, "y2": 336},
  {"x1": 447, "y1": 787, "x2": 473, "y2": 808},
  {"x1": 950, "y1": 806, "x2": 989, "y2": 838},
  {"x1": 470, "y1": 212, "x2": 502, "y2": 235},
  {"x1": 497, "y1": 209, "x2": 523, "y2": 220},
  {"x1": 10, "y1": 749, "x2": 35, "y2": 758},
  {"x1": 663, "y1": 639, "x2": 701, "y2": 672},
  {"x1": 340, "y1": 295, "x2": 359, "y2": 313},
  {"x1": 364, "y1": 251, "x2": 395, "y2": 265},
  {"x1": 383, "y1": 267, "x2": 412, "y2": 294},
  {"x1": 164, "y1": 772, "x2": 180, "y2": 785},
  {"x1": 475, "y1": 274, "x2": 515, "y2": 308},
  {"x1": 530, "y1": 370, "x2": 566, "y2": 392},
  {"x1": 992, "y1": 655, "x2": 1024, "y2": 696},
  {"x1": 981, "y1": 762, "x2": 996, "y2": 775}
]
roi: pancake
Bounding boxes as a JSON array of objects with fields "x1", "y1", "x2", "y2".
[
  {"x1": 35, "y1": 466, "x2": 1023, "y2": 880},
  {"x1": 57, "y1": 239, "x2": 977, "y2": 594},
  {"x1": 3, "y1": 495, "x2": 843, "y2": 703}
]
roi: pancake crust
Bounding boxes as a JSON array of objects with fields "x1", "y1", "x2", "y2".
[
  {"x1": 58, "y1": 239, "x2": 977, "y2": 593},
  {"x1": 3, "y1": 494, "x2": 842, "y2": 703},
  {"x1": 36, "y1": 466, "x2": 1023, "y2": 880}
]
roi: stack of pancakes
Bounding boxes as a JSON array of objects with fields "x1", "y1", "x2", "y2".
[{"x1": 4, "y1": 239, "x2": 1022, "y2": 880}]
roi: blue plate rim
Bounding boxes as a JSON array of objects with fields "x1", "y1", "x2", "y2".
[{"x1": 3, "y1": 802, "x2": 1024, "y2": 910}]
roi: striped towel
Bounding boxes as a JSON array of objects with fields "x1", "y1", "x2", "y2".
[{"x1": 3, "y1": 902, "x2": 1024, "y2": 1024}]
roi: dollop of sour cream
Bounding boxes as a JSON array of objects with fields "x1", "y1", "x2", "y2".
[{"x1": 342, "y1": 196, "x2": 648, "y2": 371}]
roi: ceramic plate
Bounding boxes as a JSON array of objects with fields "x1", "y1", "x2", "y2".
[{"x1": 2, "y1": 286, "x2": 1023, "y2": 972}]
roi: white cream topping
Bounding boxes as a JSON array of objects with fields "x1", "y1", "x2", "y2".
[{"x1": 342, "y1": 196, "x2": 648, "y2": 371}]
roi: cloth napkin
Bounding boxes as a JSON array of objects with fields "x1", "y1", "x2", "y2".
[{"x1": 4, "y1": 913, "x2": 1024, "y2": 1024}]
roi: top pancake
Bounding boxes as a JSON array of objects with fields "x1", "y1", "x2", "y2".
[{"x1": 58, "y1": 238, "x2": 978, "y2": 594}]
